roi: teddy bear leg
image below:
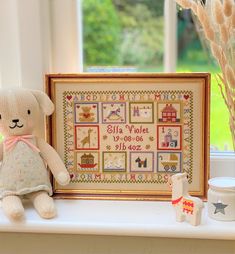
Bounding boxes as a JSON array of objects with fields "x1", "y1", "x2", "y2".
[
  {"x1": 29, "y1": 191, "x2": 56, "y2": 219},
  {"x1": 2, "y1": 195, "x2": 25, "y2": 221}
]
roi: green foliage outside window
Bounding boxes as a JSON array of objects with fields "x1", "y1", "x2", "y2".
[
  {"x1": 83, "y1": 0, "x2": 121, "y2": 66},
  {"x1": 83, "y1": 0, "x2": 164, "y2": 68},
  {"x1": 117, "y1": 3, "x2": 164, "y2": 66},
  {"x1": 82, "y1": 1, "x2": 233, "y2": 150}
]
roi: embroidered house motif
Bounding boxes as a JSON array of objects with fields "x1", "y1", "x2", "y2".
[
  {"x1": 162, "y1": 104, "x2": 177, "y2": 122},
  {"x1": 157, "y1": 102, "x2": 181, "y2": 123}
]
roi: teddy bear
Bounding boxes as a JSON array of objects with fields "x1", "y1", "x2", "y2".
[
  {"x1": 79, "y1": 106, "x2": 95, "y2": 122},
  {"x1": 0, "y1": 88, "x2": 70, "y2": 220}
]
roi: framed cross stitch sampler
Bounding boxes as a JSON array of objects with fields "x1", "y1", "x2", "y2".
[{"x1": 45, "y1": 73, "x2": 210, "y2": 200}]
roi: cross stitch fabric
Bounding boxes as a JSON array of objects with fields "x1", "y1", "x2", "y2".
[{"x1": 53, "y1": 80, "x2": 204, "y2": 194}]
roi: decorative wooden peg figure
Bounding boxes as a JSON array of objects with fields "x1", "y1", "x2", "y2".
[{"x1": 170, "y1": 173, "x2": 204, "y2": 226}]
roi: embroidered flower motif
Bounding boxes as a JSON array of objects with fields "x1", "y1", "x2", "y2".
[
  {"x1": 103, "y1": 135, "x2": 108, "y2": 140},
  {"x1": 145, "y1": 145, "x2": 151, "y2": 150},
  {"x1": 106, "y1": 145, "x2": 111, "y2": 150}
]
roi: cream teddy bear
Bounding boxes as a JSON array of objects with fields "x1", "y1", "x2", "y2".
[{"x1": 0, "y1": 88, "x2": 70, "y2": 220}]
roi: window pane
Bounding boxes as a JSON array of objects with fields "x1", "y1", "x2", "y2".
[
  {"x1": 82, "y1": 0, "x2": 164, "y2": 72},
  {"x1": 177, "y1": 8, "x2": 233, "y2": 151}
]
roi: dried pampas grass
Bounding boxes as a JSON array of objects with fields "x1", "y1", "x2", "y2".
[
  {"x1": 232, "y1": 6, "x2": 235, "y2": 28},
  {"x1": 196, "y1": 2, "x2": 206, "y2": 23},
  {"x1": 175, "y1": 0, "x2": 235, "y2": 150},
  {"x1": 204, "y1": 26, "x2": 215, "y2": 41},
  {"x1": 211, "y1": 42, "x2": 222, "y2": 62},
  {"x1": 220, "y1": 23, "x2": 229, "y2": 43},
  {"x1": 213, "y1": 0, "x2": 225, "y2": 25},
  {"x1": 191, "y1": 1, "x2": 198, "y2": 15},
  {"x1": 225, "y1": 65, "x2": 235, "y2": 89},
  {"x1": 223, "y1": 0, "x2": 233, "y2": 17}
]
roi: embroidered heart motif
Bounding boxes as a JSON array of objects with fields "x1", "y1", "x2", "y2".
[
  {"x1": 83, "y1": 113, "x2": 91, "y2": 118},
  {"x1": 184, "y1": 95, "x2": 189, "y2": 100},
  {"x1": 67, "y1": 95, "x2": 72, "y2": 100},
  {"x1": 93, "y1": 105, "x2": 96, "y2": 108},
  {"x1": 77, "y1": 105, "x2": 80, "y2": 108},
  {"x1": 103, "y1": 106, "x2": 107, "y2": 109}
]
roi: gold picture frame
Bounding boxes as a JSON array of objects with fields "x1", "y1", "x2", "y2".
[{"x1": 45, "y1": 73, "x2": 210, "y2": 200}]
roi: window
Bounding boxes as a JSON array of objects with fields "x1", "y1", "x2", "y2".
[
  {"x1": 82, "y1": 0, "x2": 233, "y2": 152},
  {"x1": 176, "y1": 7, "x2": 233, "y2": 151},
  {"x1": 0, "y1": 0, "x2": 234, "y2": 176},
  {"x1": 82, "y1": 0, "x2": 165, "y2": 72}
]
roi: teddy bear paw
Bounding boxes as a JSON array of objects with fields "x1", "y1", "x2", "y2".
[{"x1": 57, "y1": 172, "x2": 70, "y2": 186}]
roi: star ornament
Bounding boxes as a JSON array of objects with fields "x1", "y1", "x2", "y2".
[{"x1": 213, "y1": 201, "x2": 228, "y2": 215}]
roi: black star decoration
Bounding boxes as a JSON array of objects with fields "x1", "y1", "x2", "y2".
[{"x1": 213, "y1": 202, "x2": 228, "y2": 215}]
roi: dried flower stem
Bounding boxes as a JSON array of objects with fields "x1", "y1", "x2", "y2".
[
  {"x1": 175, "y1": 0, "x2": 235, "y2": 150},
  {"x1": 213, "y1": 0, "x2": 225, "y2": 25},
  {"x1": 223, "y1": 0, "x2": 233, "y2": 17}
]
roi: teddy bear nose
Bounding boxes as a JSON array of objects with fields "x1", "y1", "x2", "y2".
[{"x1": 12, "y1": 119, "x2": 19, "y2": 123}]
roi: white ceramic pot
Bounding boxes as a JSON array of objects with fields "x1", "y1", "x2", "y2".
[{"x1": 208, "y1": 177, "x2": 235, "y2": 221}]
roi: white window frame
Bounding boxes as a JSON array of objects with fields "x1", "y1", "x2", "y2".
[
  {"x1": 164, "y1": 2, "x2": 235, "y2": 175},
  {"x1": 79, "y1": 0, "x2": 235, "y2": 176}
]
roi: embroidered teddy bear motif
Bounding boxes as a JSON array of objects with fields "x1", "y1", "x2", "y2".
[{"x1": 79, "y1": 106, "x2": 95, "y2": 122}]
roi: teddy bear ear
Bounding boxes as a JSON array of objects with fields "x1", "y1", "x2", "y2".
[{"x1": 30, "y1": 89, "x2": 55, "y2": 116}]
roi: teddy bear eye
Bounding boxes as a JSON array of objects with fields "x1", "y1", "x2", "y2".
[{"x1": 27, "y1": 110, "x2": 31, "y2": 115}]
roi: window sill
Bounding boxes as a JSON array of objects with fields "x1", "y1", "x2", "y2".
[
  {"x1": 0, "y1": 199, "x2": 235, "y2": 240},
  {"x1": 0, "y1": 154, "x2": 234, "y2": 240},
  {"x1": 210, "y1": 153, "x2": 235, "y2": 178}
]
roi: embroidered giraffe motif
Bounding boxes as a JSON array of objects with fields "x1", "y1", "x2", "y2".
[{"x1": 81, "y1": 128, "x2": 93, "y2": 148}]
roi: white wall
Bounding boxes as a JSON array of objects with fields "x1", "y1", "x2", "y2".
[
  {"x1": 0, "y1": 0, "x2": 82, "y2": 137},
  {"x1": 0, "y1": 0, "x2": 82, "y2": 90}
]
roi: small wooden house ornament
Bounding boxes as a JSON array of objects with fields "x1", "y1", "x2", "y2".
[{"x1": 170, "y1": 173, "x2": 204, "y2": 226}]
